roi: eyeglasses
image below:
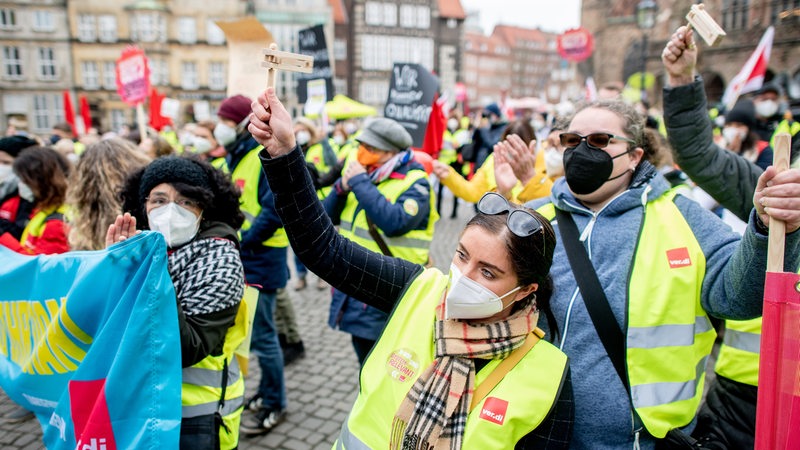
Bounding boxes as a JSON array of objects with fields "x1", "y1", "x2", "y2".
[
  {"x1": 146, "y1": 195, "x2": 200, "y2": 210},
  {"x1": 559, "y1": 132, "x2": 636, "y2": 150},
  {"x1": 476, "y1": 192, "x2": 544, "y2": 238}
]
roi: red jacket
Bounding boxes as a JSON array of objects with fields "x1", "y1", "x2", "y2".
[{"x1": 0, "y1": 205, "x2": 70, "y2": 255}]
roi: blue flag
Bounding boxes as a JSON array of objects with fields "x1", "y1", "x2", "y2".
[{"x1": 0, "y1": 232, "x2": 181, "y2": 449}]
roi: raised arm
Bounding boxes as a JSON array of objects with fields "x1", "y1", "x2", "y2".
[{"x1": 249, "y1": 89, "x2": 423, "y2": 313}]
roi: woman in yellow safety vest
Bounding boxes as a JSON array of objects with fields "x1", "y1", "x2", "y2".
[
  {"x1": 433, "y1": 119, "x2": 554, "y2": 205},
  {"x1": 107, "y1": 156, "x2": 247, "y2": 450},
  {"x1": 249, "y1": 89, "x2": 574, "y2": 449}
]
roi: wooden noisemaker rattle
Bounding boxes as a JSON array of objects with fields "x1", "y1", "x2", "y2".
[
  {"x1": 261, "y1": 43, "x2": 314, "y2": 89},
  {"x1": 686, "y1": 4, "x2": 726, "y2": 46}
]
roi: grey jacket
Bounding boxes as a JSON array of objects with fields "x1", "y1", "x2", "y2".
[
  {"x1": 526, "y1": 164, "x2": 800, "y2": 449},
  {"x1": 663, "y1": 77, "x2": 763, "y2": 221}
]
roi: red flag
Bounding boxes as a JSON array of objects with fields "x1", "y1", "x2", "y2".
[
  {"x1": 79, "y1": 95, "x2": 92, "y2": 134},
  {"x1": 421, "y1": 94, "x2": 445, "y2": 158},
  {"x1": 721, "y1": 26, "x2": 773, "y2": 111},
  {"x1": 755, "y1": 134, "x2": 800, "y2": 450},
  {"x1": 148, "y1": 88, "x2": 172, "y2": 132},
  {"x1": 62, "y1": 90, "x2": 77, "y2": 136}
]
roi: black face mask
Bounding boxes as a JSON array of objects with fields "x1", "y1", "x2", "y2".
[
  {"x1": 563, "y1": 141, "x2": 631, "y2": 195},
  {"x1": 49, "y1": 134, "x2": 60, "y2": 145}
]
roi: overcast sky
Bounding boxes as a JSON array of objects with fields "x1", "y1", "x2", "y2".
[{"x1": 459, "y1": 0, "x2": 582, "y2": 34}]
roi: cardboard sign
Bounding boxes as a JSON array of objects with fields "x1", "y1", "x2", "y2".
[
  {"x1": 384, "y1": 63, "x2": 439, "y2": 148},
  {"x1": 115, "y1": 46, "x2": 150, "y2": 106},
  {"x1": 215, "y1": 17, "x2": 275, "y2": 100},
  {"x1": 303, "y1": 79, "x2": 328, "y2": 117},
  {"x1": 159, "y1": 98, "x2": 180, "y2": 120},
  {"x1": 296, "y1": 24, "x2": 334, "y2": 104}
]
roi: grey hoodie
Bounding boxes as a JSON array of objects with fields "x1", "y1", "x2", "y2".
[{"x1": 526, "y1": 163, "x2": 800, "y2": 449}]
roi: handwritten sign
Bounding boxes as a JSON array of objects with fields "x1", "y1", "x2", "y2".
[
  {"x1": 297, "y1": 24, "x2": 334, "y2": 104},
  {"x1": 384, "y1": 63, "x2": 439, "y2": 148},
  {"x1": 115, "y1": 46, "x2": 150, "y2": 105}
]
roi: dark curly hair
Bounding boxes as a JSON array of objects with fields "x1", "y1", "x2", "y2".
[{"x1": 119, "y1": 155, "x2": 244, "y2": 231}]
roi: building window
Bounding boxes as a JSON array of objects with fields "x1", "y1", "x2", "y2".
[
  {"x1": 34, "y1": 95, "x2": 50, "y2": 130},
  {"x1": 334, "y1": 39, "x2": 347, "y2": 60},
  {"x1": 177, "y1": 17, "x2": 197, "y2": 44},
  {"x1": 132, "y1": 13, "x2": 155, "y2": 42},
  {"x1": 360, "y1": 35, "x2": 434, "y2": 71},
  {"x1": 0, "y1": 8, "x2": 16, "y2": 29},
  {"x1": 32, "y1": 10, "x2": 55, "y2": 32},
  {"x1": 723, "y1": 0, "x2": 751, "y2": 30},
  {"x1": 110, "y1": 109, "x2": 127, "y2": 134},
  {"x1": 447, "y1": 18, "x2": 457, "y2": 29},
  {"x1": 78, "y1": 14, "x2": 96, "y2": 42},
  {"x1": 209, "y1": 62, "x2": 226, "y2": 90},
  {"x1": 82, "y1": 61, "x2": 99, "y2": 89},
  {"x1": 98, "y1": 15, "x2": 118, "y2": 42},
  {"x1": 383, "y1": 3, "x2": 397, "y2": 26},
  {"x1": 206, "y1": 20, "x2": 225, "y2": 45},
  {"x1": 359, "y1": 80, "x2": 388, "y2": 104},
  {"x1": 182, "y1": 62, "x2": 198, "y2": 89},
  {"x1": 365, "y1": 2, "x2": 382, "y2": 25},
  {"x1": 148, "y1": 58, "x2": 168, "y2": 87},
  {"x1": 38, "y1": 48, "x2": 57, "y2": 80},
  {"x1": 416, "y1": 6, "x2": 430, "y2": 29},
  {"x1": 3, "y1": 46, "x2": 23, "y2": 79},
  {"x1": 103, "y1": 61, "x2": 116, "y2": 89},
  {"x1": 400, "y1": 5, "x2": 414, "y2": 27}
]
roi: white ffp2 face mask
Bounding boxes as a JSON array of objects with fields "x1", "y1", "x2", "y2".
[
  {"x1": 444, "y1": 263, "x2": 521, "y2": 320},
  {"x1": 214, "y1": 123, "x2": 237, "y2": 147},
  {"x1": 17, "y1": 181, "x2": 34, "y2": 202},
  {"x1": 544, "y1": 148, "x2": 564, "y2": 178},
  {"x1": 147, "y1": 202, "x2": 201, "y2": 248}
]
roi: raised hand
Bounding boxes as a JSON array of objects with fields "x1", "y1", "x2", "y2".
[
  {"x1": 495, "y1": 134, "x2": 537, "y2": 185},
  {"x1": 249, "y1": 87, "x2": 296, "y2": 158},
  {"x1": 493, "y1": 146, "x2": 518, "y2": 199},
  {"x1": 432, "y1": 160, "x2": 451, "y2": 180},
  {"x1": 662, "y1": 26, "x2": 697, "y2": 86},
  {"x1": 105, "y1": 213, "x2": 139, "y2": 248}
]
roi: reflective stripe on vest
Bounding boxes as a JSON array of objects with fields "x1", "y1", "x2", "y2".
[
  {"x1": 338, "y1": 161, "x2": 437, "y2": 264},
  {"x1": 537, "y1": 190, "x2": 715, "y2": 438},
  {"x1": 338, "y1": 268, "x2": 568, "y2": 448},
  {"x1": 770, "y1": 119, "x2": 800, "y2": 149},
  {"x1": 715, "y1": 317, "x2": 762, "y2": 386},
  {"x1": 20, "y1": 205, "x2": 67, "y2": 244},
  {"x1": 231, "y1": 148, "x2": 289, "y2": 248},
  {"x1": 181, "y1": 298, "x2": 250, "y2": 449}
]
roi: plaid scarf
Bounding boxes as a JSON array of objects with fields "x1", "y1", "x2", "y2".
[
  {"x1": 390, "y1": 299, "x2": 539, "y2": 450},
  {"x1": 368, "y1": 149, "x2": 414, "y2": 184}
]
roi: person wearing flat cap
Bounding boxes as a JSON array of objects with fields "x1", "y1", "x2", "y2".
[
  {"x1": 320, "y1": 117, "x2": 439, "y2": 366},
  {"x1": 107, "y1": 155, "x2": 247, "y2": 449}
]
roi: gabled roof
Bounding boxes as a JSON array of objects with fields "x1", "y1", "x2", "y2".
[
  {"x1": 327, "y1": 0, "x2": 347, "y2": 24},
  {"x1": 438, "y1": 0, "x2": 466, "y2": 20},
  {"x1": 492, "y1": 25, "x2": 549, "y2": 46}
]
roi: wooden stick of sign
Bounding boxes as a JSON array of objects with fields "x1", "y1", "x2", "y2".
[
  {"x1": 261, "y1": 43, "x2": 314, "y2": 90},
  {"x1": 686, "y1": 4, "x2": 726, "y2": 46}
]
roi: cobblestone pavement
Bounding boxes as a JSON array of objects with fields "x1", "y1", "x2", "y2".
[{"x1": 0, "y1": 190, "x2": 473, "y2": 450}]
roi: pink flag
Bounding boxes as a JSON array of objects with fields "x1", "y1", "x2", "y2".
[{"x1": 721, "y1": 26, "x2": 774, "y2": 112}]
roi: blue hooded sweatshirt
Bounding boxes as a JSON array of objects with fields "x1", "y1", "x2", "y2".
[{"x1": 526, "y1": 162, "x2": 800, "y2": 449}]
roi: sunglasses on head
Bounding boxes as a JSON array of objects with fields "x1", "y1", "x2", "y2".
[
  {"x1": 559, "y1": 132, "x2": 636, "y2": 150},
  {"x1": 476, "y1": 192, "x2": 544, "y2": 238}
]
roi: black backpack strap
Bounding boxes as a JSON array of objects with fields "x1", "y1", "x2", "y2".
[{"x1": 554, "y1": 207, "x2": 629, "y2": 392}]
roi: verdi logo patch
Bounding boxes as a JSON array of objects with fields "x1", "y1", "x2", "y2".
[{"x1": 666, "y1": 247, "x2": 691, "y2": 268}]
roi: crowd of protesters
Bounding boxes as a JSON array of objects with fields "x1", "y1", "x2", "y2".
[{"x1": 2, "y1": 22, "x2": 800, "y2": 450}]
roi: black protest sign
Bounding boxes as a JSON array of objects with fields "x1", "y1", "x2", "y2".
[
  {"x1": 297, "y1": 24, "x2": 333, "y2": 104},
  {"x1": 384, "y1": 63, "x2": 439, "y2": 148}
]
